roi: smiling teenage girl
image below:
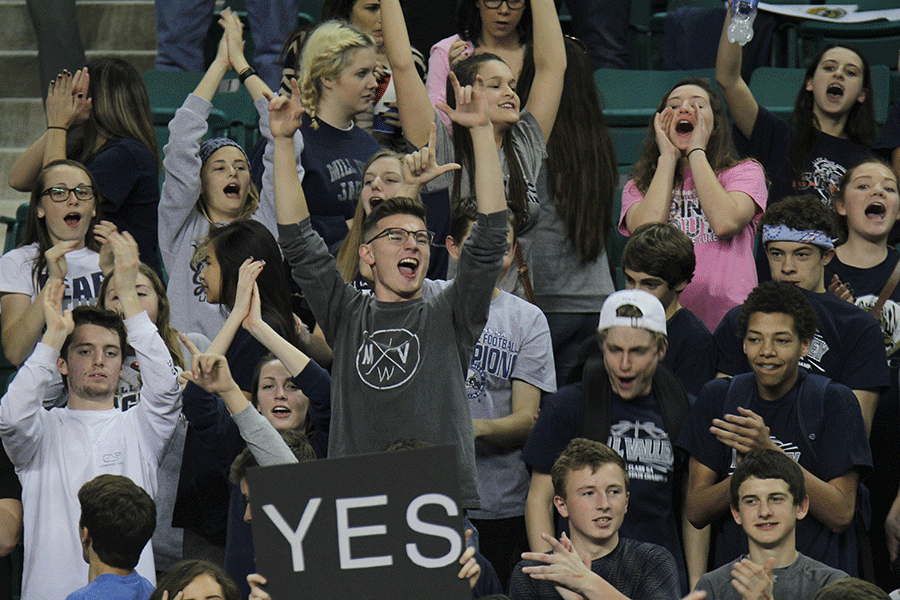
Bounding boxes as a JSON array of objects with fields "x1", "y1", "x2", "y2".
[
  {"x1": 621, "y1": 79, "x2": 767, "y2": 331},
  {"x1": 426, "y1": 0, "x2": 531, "y2": 130}
]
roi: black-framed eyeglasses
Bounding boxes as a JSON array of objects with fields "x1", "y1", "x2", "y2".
[
  {"x1": 40, "y1": 186, "x2": 95, "y2": 202},
  {"x1": 482, "y1": 0, "x2": 525, "y2": 8},
  {"x1": 366, "y1": 227, "x2": 434, "y2": 247}
]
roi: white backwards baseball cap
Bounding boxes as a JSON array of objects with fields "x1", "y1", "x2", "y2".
[{"x1": 597, "y1": 289, "x2": 667, "y2": 336}]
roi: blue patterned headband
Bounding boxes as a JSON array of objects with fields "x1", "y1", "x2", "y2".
[
  {"x1": 199, "y1": 137, "x2": 248, "y2": 166},
  {"x1": 762, "y1": 224, "x2": 835, "y2": 250}
]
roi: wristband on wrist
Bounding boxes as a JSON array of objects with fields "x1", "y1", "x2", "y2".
[
  {"x1": 47, "y1": 126, "x2": 68, "y2": 132},
  {"x1": 687, "y1": 147, "x2": 706, "y2": 158},
  {"x1": 238, "y1": 67, "x2": 258, "y2": 83}
]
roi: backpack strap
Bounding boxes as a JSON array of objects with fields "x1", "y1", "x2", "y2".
[
  {"x1": 579, "y1": 354, "x2": 612, "y2": 443},
  {"x1": 653, "y1": 363, "x2": 691, "y2": 444},
  {"x1": 724, "y1": 372, "x2": 757, "y2": 416},
  {"x1": 793, "y1": 371, "x2": 827, "y2": 464}
]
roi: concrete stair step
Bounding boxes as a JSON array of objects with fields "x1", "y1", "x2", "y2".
[
  {"x1": 0, "y1": 0, "x2": 157, "y2": 52},
  {"x1": 0, "y1": 149, "x2": 33, "y2": 220},
  {"x1": 0, "y1": 98, "x2": 44, "y2": 147},
  {"x1": 0, "y1": 51, "x2": 157, "y2": 99}
]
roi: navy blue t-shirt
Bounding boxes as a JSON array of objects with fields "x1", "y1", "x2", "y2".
[
  {"x1": 713, "y1": 286, "x2": 889, "y2": 392},
  {"x1": 677, "y1": 371, "x2": 872, "y2": 575},
  {"x1": 83, "y1": 137, "x2": 161, "y2": 275},
  {"x1": 522, "y1": 383, "x2": 687, "y2": 592},
  {"x1": 736, "y1": 107, "x2": 872, "y2": 281},
  {"x1": 666, "y1": 307, "x2": 715, "y2": 397},
  {"x1": 299, "y1": 114, "x2": 382, "y2": 248}
]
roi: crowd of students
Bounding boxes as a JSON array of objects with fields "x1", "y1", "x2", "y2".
[{"x1": 2, "y1": 0, "x2": 900, "y2": 599}]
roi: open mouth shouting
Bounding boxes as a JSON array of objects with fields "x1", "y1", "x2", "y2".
[
  {"x1": 223, "y1": 182, "x2": 241, "y2": 200},
  {"x1": 270, "y1": 405, "x2": 293, "y2": 418},
  {"x1": 826, "y1": 83, "x2": 844, "y2": 103},
  {"x1": 675, "y1": 120, "x2": 694, "y2": 134},
  {"x1": 398, "y1": 257, "x2": 420, "y2": 279},
  {"x1": 865, "y1": 202, "x2": 887, "y2": 220},
  {"x1": 64, "y1": 211, "x2": 83, "y2": 228}
]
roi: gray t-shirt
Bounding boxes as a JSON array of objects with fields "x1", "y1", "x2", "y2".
[
  {"x1": 425, "y1": 282, "x2": 557, "y2": 518},
  {"x1": 527, "y1": 194, "x2": 615, "y2": 313},
  {"x1": 278, "y1": 212, "x2": 508, "y2": 509},
  {"x1": 695, "y1": 552, "x2": 847, "y2": 600}
]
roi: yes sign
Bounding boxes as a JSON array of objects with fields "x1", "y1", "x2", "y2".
[{"x1": 245, "y1": 445, "x2": 470, "y2": 600}]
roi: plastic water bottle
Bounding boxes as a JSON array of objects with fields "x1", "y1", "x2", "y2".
[{"x1": 727, "y1": 0, "x2": 758, "y2": 46}]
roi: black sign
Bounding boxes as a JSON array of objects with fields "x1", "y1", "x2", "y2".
[{"x1": 245, "y1": 445, "x2": 470, "y2": 600}]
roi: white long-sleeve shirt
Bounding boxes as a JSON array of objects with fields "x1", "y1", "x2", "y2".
[{"x1": 0, "y1": 311, "x2": 181, "y2": 600}]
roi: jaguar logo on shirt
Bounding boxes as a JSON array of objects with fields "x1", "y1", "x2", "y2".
[{"x1": 356, "y1": 329, "x2": 420, "y2": 389}]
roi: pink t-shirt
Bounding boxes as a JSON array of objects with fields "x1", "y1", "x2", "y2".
[{"x1": 619, "y1": 160, "x2": 767, "y2": 331}]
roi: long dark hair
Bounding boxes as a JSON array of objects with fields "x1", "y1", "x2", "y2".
[
  {"x1": 456, "y1": 0, "x2": 532, "y2": 45},
  {"x1": 322, "y1": 0, "x2": 359, "y2": 20},
  {"x1": 789, "y1": 43, "x2": 876, "y2": 185},
  {"x1": 73, "y1": 57, "x2": 160, "y2": 168},
  {"x1": 206, "y1": 220, "x2": 300, "y2": 348},
  {"x1": 518, "y1": 37, "x2": 617, "y2": 263},
  {"x1": 448, "y1": 54, "x2": 528, "y2": 232},
  {"x1": 632, "y1": 78, "x2": 740, "y2": 194},
  {"x1": 22, "y1": 159, "x2": 103, "y2": 288}
]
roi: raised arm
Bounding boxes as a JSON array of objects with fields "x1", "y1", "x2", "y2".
[
  {"x1": 381, "y1": 0, "x2": 436, "y2": 148},
  {"x1": 686, "y1": 118, "x2": 760, "y2": 238},
  {"x1": 0, "y1": 279, "x2": 73, "y2": 467},
  {"x1": 242, "y1": 282, "x2": 310, "y2": 376},
  {"x1": 438, "y1": 73, "x2": 506, "y2": 216},
  {"x1": 8, "y1": 69, "x2": 91, "y2": 191},
  {"x1": 270, "y1": 79, "x2": 310, "y2": 225},
  {"x1": 158, "y1": 30, "x2": 232, "y2": 267},
  {"x1": 220, "y1": 9, "x2": 272, "y2": 102},
  {"x1": 182, "y1": 350, "x2": 251, "y2": 417},
  {"x1": 715, "y1": 6, "x2": 759, "y2": 140},
  {"x1": 205, "y1": 258, "x2": 266, "y2": 357},
  {"x1": 522, "y1": 0, "x2": 565, "y2": 140},
  {"x1": 111, "y1": 231, "x2": 181, "y2": 459}
]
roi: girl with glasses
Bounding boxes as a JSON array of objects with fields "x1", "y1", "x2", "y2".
[
  {"x1": 0, "y1": 159, "x2": 111, "y2": 370},
  {"x1": 426, "y1": 0, "x2": 531, "y2": 131}
]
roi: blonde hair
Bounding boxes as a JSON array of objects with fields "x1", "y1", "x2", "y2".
[
  {"x1": 336, "y1": 149, "x2": 405, "y2": 281},
  {"x1": 297, "y1": 20, "x2": 376, "y2": 123}
]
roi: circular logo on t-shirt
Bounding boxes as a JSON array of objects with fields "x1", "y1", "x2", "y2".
[
  {"x1": 356, "y1": 328, "x2": 421, "y2": 390},
  {"x1": 465, "y1": 364, "x2": 486, "y2": 401}
]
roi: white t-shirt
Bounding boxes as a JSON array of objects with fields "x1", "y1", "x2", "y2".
[{"x1": 0, "y1": 243, "x2": 102, "y2": 308}]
